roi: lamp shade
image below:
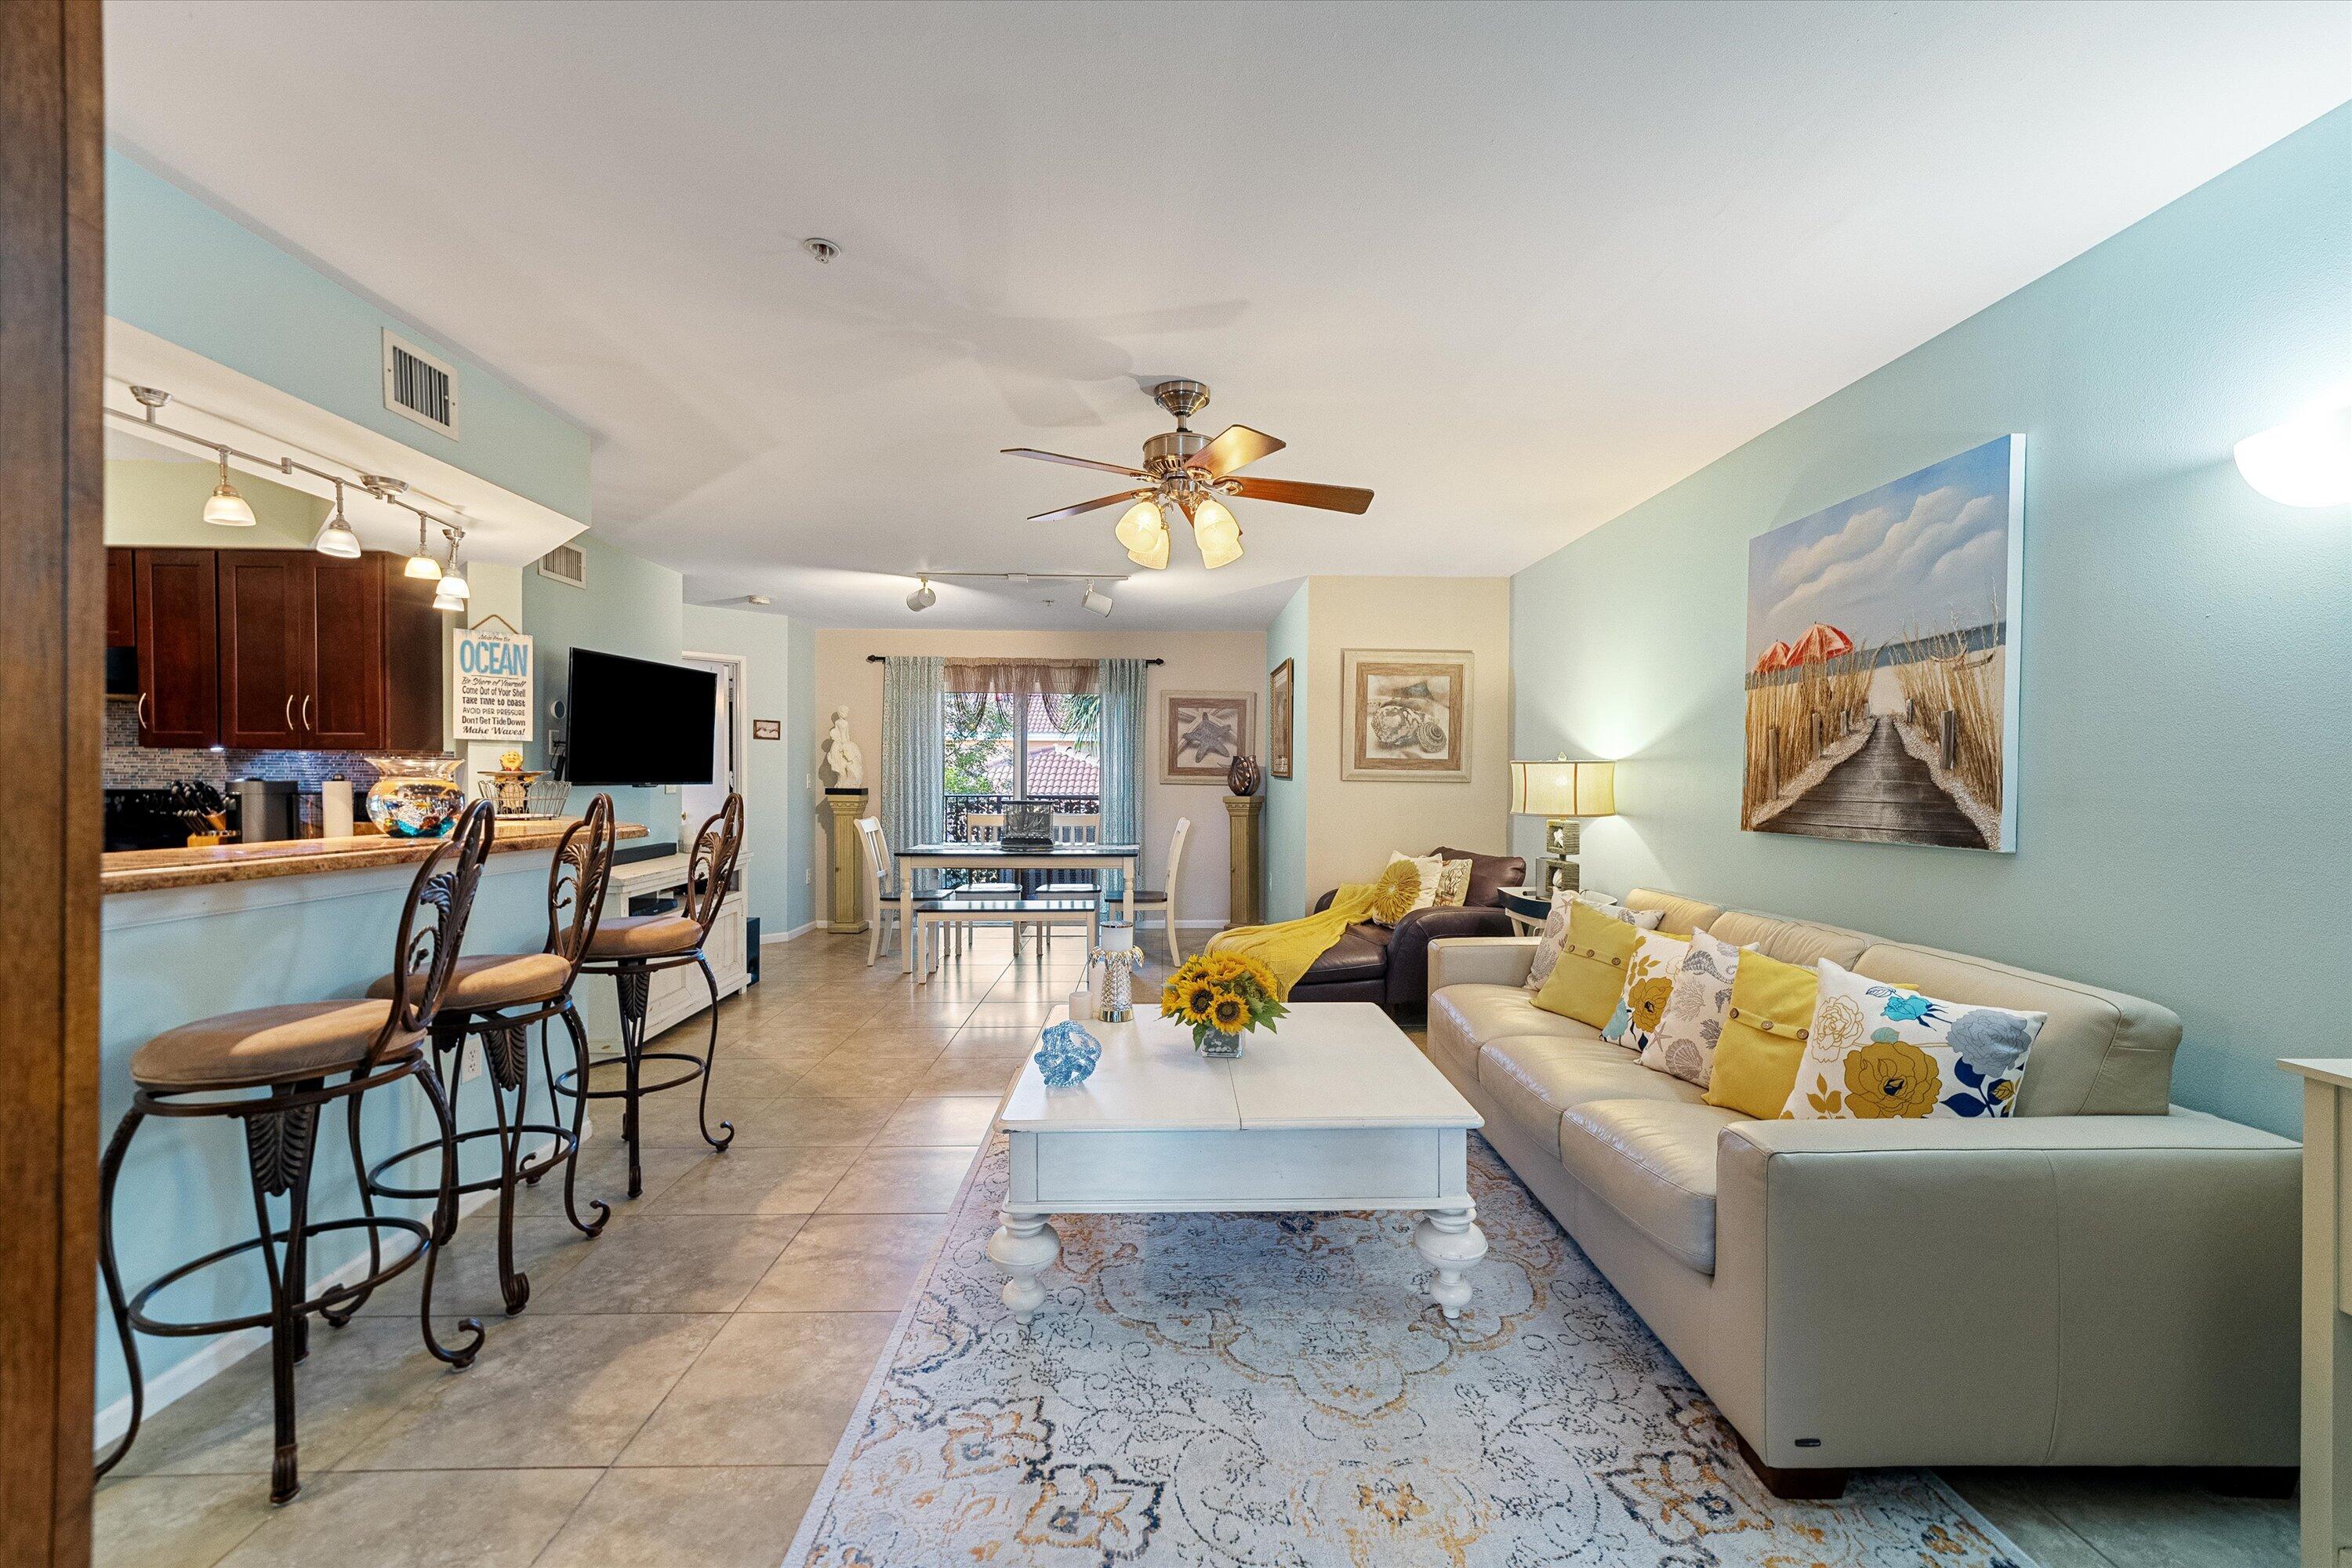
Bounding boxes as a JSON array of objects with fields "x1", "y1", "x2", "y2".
[{"x1": 1510, "y1": 758, "x2": 1615, "y2": 817}]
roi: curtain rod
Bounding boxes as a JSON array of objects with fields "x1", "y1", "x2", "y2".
[{"x1": 866, "y1": 655, "x2": 1163, "y2": 666}]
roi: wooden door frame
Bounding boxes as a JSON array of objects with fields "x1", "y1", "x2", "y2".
[{"x1": 0, "y1": 1, "x2": 103, "y2": 1563}]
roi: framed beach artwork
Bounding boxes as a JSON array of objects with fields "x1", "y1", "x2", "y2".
[
  {"x1": 1341, "y1": 649, "x2": 1472, "y2": 782},
  {"x1": 1267, "y1": 659, "x2": 1294, "y2": 779},
  {"x1": 1161, "y1": 691, "x2": 1254, "y2": 785},
  {"x1": 1742, "y1": 435, "x2": 2024, "y2": 851}
]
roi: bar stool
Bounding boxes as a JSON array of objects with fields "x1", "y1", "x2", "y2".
[
  {"x1": 557, "y1": 794, "x2": 744, "y2": 1200},
  {"x1": 353, "y1": 793, "x2": 619, "y2": 1316},
  {"x1": 94, "y1": 800, "x2": 499, "y2": 1506}
]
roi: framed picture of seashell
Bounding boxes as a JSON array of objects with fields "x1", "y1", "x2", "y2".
[
  {"x1": 1267, "y1": 658, "x2": 1294, "y2": 779},
  {"x1": 1341, "y1": 649, "x2": 1472, "y2": 782}
]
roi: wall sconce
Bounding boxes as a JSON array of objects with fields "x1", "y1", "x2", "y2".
[
  {"x1": 2234, "y1": 389, "x2": 2352, "y2": 508},
  {"x1": 1509, "y1": 757, "x2": 1616, "y2": 894}
]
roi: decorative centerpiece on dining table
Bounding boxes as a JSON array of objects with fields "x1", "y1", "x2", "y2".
[{"x1": 1161, "y1": 953, "x2": 1287, "y2": 1057}]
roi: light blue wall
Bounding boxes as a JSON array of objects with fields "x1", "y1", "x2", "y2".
[
  {"x1": 681, "y1": 604, "x2": 815, "y2": 936},
  {"x1": 1264, "y1": 583, "x2": 1311, "y2": 921},
  {"x1": 106, "y1": 149, "x2": 592, "y2": 524},
  {"x1": 1510, "y1": 106, "x2": 2351, "y2": 1138},
  {"x1": 521, "y1": 535, "x2": 688, "y2": 839},
  {"x1": 788, "y1": 617, "x2": 818, "y2": 931}
]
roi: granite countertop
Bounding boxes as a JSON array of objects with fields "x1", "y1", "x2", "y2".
[{"x1": 102, "y1": 819, "x2": 651, "y2": 896}]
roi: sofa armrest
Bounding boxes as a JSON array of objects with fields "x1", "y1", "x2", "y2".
[
  {"x1": 1384, "y1": 907, "x2": 1517, "y2": 1009},
  {"x1": 1312, "y1": 888, "x2": 1337, "y2": 916},
  {"x1": 1708, "y1": 1109, "x2": 2299, "y2": 1470},
  {"x1": 1428, "y1": 935, "x2": 1537, "y2": 993}
]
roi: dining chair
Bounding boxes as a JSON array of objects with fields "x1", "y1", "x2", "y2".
[
  {"x1": 1127, "y1": 815, "x2": 1191, "y2": 964},
  {"x1": 1036, "y1": 812, "x2": 1102, "y2": 949},
  {"x1": 951, "y1": 810, "x2": 1028, "y2": 955},
  {"x1": 855, "y1": 816, "x2": 906, "y2": 966}
]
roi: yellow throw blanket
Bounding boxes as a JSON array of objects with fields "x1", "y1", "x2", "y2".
[{"x1": 1207, "y1": 884, "x2": 1381, "y2": 1000}]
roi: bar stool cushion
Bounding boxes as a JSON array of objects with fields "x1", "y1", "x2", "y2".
[
  {"x1": 586, "y1": 913, "x2": 701, "y2": 959},
  {"x1": 365, "y1": 952, "x2": 571, "y2": 1012},
  {"x1": 132, "y1": 1000, "x2": 418, "y2": 1091}
]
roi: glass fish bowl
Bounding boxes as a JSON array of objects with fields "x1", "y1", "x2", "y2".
[{"x1": 365, "y1": 756, "x2": 465, "y2": 839}]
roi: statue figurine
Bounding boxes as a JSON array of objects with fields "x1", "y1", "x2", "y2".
[{"x1": 822, "y1": 706, "x2": 866, "y2": 791}]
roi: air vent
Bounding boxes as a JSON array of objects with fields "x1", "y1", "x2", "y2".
[
  {"x1": 382, "y1": 329, "x2": 459, "y2": 437},
  {"x1": 536, "y1": 541, "x2": 586, "y2": 589}
]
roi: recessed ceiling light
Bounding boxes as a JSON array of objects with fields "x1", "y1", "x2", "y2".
[{"x1": 802, "y1": 237, "x2": 839, "y2": 263}]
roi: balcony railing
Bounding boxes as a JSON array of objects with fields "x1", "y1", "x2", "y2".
[{"x1": 941, "y1": 792, "x2": 1102, "y2": 889}]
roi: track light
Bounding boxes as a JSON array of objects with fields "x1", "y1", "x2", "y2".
[
  {"x1": 1083, "y1": 581, "x2": 1114, "y2": 617},
  {"x1": 202, "y1": 448, "x2": 256, "y2": 527},
  {"x1": 311, "y1": 480, "x2": 361, "y2": 558},
  {"x1": 404, "y1": 514, "x2": 443, "y2": 579},
  {"x1": 906, "y1": 576, "x2": 936, "y2": 612},
  {"x1": 1191, "y1": 494, "x2": 1243, "y2": 568},
  {"x1": 433, "y1": 530, "x2": 470, "y2": 611}
]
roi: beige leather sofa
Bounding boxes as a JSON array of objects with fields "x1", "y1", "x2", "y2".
[{"x1": 1427, "y1": 887, "x2": 2299, "y2": 1495}]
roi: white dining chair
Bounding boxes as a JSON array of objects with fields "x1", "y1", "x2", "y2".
[
  {"x1": 948, "y1": 811, "x2": 1025, "y2": 955},
  {"x1": 854, "y1": 817, "x2": 903, "y2": 966},
  {"x1": 1036, "y1": 812, "x2": 1102, "y2": 949},
  {"x1": 1128, "y1": 816, "x2": 1190, "y2": 964}
]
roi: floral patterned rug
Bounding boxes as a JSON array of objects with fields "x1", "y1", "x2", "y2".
[{"x1": 784, "y1": 1133, "x2": 2035, "y2": 1568}]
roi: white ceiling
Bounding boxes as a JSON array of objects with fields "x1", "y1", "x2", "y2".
[{"x1": 103, "y1": 0, "x2": 2349, "y2": 629}]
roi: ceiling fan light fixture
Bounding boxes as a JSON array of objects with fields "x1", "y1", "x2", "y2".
[
  {"x1": 1112, "y1": 497, "x2": 1160, "y2": 554},
  {"x1": 1191, "y1": 494, "x2": 1243, "y2": 569},
  {"x1": 906, "y1": 576, "x2": 936, "y2": 612},
  {"x1": 1125, "y1": 508, "x2": 1171, "y2": 570}
]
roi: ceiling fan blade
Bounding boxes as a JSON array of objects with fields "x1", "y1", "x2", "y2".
[
  {"x1": 1189, "y1": 424, "x2": 1285, "y2": 478},
  {"x1": 1027, "y1": 492, "x2": 1138, "y2": 524},
  {"x1": 1002, "y1": 446, "x2": 1147, "y2": 477},
  {"x1": 1229, "y1": 476, "x2": 1374, "y2": 514}
]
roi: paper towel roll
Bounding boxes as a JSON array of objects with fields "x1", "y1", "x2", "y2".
[{"x1": 321, "y1": 777, "x2": 355, "y2": 839}]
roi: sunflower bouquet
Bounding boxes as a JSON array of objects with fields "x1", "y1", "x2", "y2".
[{"x1": 1160, "y1": 952, "x2": 1287, "y2": 1056}]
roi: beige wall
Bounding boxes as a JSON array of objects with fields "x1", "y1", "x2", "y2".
[
  {"x1": 812, "y1": 627, "x2": 1267, "y2": 927},
  {"x1": 1298, "y1": 576, "x2": 1512, "y2": 905}
]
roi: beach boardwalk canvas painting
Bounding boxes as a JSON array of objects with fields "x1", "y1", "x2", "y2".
[{"x1": 1742, "y1": 436, "x2": 2024, "y2": 851}]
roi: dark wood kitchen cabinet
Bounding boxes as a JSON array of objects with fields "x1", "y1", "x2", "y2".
[
  {"x1": 125, "y1": 547, "x2": 443, "y2": 752},
  {"x1": 106, "y1": 547, "x2": 136, "y2": 648},
  {"x1": 132, "y1": 548, "x2": 221, "y2": 748}
]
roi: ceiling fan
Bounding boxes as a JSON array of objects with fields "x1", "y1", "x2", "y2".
[{"x1": 1003, "y1": 379, "x2": 1373, "y2": 570}]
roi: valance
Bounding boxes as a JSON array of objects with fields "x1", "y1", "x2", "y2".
[{"x1": 942, "y1": 658, "x2": 1100, "y2": 697}]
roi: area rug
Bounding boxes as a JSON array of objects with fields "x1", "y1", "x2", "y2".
[{"x1": 783, "y1": 1133, "x2": 2035, "y2": 1567}]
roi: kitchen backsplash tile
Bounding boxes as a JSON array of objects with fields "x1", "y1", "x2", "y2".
[{"x1": 101, "y1": 700, "x2": 451, "y2": 797}]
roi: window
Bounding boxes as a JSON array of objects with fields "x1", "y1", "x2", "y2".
[{"x1": 942, "y1": 690, "x2": 1100, "y2": 843}]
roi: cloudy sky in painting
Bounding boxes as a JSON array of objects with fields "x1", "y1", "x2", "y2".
[{"x1": 1745, "y1": 437, "x2": 2017, "y2": 664}]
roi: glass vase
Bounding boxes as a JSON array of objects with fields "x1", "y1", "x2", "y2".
[{"x1": 1196, "y1": 1027, "x2": 1245, "y2": 1058}]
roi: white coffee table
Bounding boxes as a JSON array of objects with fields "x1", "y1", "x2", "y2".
[{"x1": 990, "y1": 1002, "x2": 1488, "y2": 1323}]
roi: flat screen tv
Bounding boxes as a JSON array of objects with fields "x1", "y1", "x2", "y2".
[{"x1": 564, "y1": 648, "x2": 717, "y2": 786}]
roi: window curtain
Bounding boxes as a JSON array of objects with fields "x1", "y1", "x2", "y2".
[
  {"x1": 881, "y1": 655, "x2": 946, "y2": 892},
  {"x1": 1097, "y1": 657, "x2": 1146, "y2": 900},
  {"x1": 943, "y1": 658, "x2": 1099, "y2": 697}
]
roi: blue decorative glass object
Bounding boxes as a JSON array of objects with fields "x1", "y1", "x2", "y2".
[{"x1": 1033, "y1": 1021, "x2": 1102, "y2": 1087}]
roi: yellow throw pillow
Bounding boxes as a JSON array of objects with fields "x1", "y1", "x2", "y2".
[
  {"x1": 1703, "y1": 950, "x2": 1819, "y2": 1120},
  {"x1": 1367, "y1": 858, "x2": 1422, "y2": 925},
  {"x1": 1533, "y1": 901, "x2": 1643, "y2": 1028}
]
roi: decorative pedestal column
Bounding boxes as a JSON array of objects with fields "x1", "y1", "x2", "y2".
[
  {"x1": 823, "y1": 790, "x2": 869, "y2": 933},
  {"x1": 1225, "y1": 793, "x2": 1264, "y2": 929}
]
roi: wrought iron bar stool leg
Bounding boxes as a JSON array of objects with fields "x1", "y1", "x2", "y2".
[
  {"x1": 414, "y1": 1061, "x2": 485, "y2": 1370},
  {"x1": 615, "y1": 967, "x2": 648, "y2": 1199},
  {"x1": 93, "y1": 1109, "x2": 147, "y2": 1483},
  {"x1": 556, "y1": 1004, "x2": 610, "y2": 1236},
  {"x1": 481, "y1": 1023, "x2": 531, "y2": 1314},
  {"x1": 693, "y1": 955, "x2": 734, "y2": 1153},
  {"x1": 238, "y1": 1084, "x2": 322, "y2": 1504},
  {"x1": 321, "y1": 1090, "x2": 381, "y2": 1327}
]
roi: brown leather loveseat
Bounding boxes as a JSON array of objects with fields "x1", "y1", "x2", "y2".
[{"x1": 1285, "y1": 846, "x2": 1525, "y2": 1015}]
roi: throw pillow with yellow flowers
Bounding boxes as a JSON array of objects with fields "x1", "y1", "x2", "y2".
[
  {"x1": 1781, "y1": 958, "x2": 2047, "y2": 1120},
  {"x1": 1161, "y1": 952, "x2": 1288, "y2": 1056}
]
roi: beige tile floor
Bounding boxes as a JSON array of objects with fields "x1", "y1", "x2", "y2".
[{"x1": 94, "y1": 931, "x2": 2292, "y2": 1568}]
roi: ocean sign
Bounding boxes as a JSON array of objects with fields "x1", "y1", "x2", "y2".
[{"x1": 453, "y1": 626, "x2": 535, "y2": 742}]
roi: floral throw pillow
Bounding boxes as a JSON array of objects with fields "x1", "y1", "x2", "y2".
[
  {"x1": 1525, "y1": 891, "x2": 1661, "y2": 992},
  {"x1": 1380, "y1": 852, "x2": 1444, "y2": 921},
  {"x1": 1640, "y1": 926, "x2": 1740, "y2": 1087},
  {"x1": 1602, "y1": 928, "x2": 1690, "y2": 1051},
  {"x1": 1431, "y1": 858, "x2": 1474, "y2": 908},
  {"x1": 1782, "y1": 958, "x2": 2046, "y2": 1120}
]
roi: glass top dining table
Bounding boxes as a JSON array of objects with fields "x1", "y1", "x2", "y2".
[{"x1": 892, "y1": 842, "x2": 1142, "y2": 973}]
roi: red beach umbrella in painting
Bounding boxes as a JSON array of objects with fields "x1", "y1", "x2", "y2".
[
  {"x1": 1785, "y1": 622, "x2": 1854, "y2": 665},
  {"x1": 1753, "y1": 640, "x2": 1794, "y2": 674}
]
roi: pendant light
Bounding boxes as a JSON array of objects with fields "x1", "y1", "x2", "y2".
[
  {"x1": 431, "y1": 529, "x2": 470, "y2": 612},
  {"x1": 1190, "y1": 494, "x2": 1243, "y2": 569},
  {"x1": 404, "y1": 514, "x2": 443, "y2": 580},
  {"x1": 310, "y1": 479, "x2": 362, "y2": 558},
  {"x1": 202, "y1": 447, "x2": 257, "y2": 527}
]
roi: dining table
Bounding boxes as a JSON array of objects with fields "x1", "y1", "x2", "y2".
[{"x1": 893, "y1": 840, "x2": 1142, "y2": 972}]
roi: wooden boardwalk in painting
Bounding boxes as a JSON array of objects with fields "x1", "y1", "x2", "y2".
[{"x1": 1756, "y1": 716, "x2": 1986, "y2": 848}]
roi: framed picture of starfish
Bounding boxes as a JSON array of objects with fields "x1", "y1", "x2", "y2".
[{"x1": 1161, "y1": 690, "x2": 1255, "y2": 785}]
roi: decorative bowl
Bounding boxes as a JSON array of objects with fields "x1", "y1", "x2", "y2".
[{"x1": 365, "y1": 756, "x2": 464, "y2": 839}]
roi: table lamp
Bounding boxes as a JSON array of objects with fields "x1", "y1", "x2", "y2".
[{"x1": 1509, "y1": 758, "x2": 1616, "y2": 893}]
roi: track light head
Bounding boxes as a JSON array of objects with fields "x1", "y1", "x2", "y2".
[
  {"x1": 1082, "y1": 582, "x2": 1114, "y2": 617},
  {"x1": 906, "y1": 576, "x2": 936, "y2": 612}
]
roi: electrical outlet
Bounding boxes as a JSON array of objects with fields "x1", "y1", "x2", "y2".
[
  {"x1": 460, "y1": 1039, "x2": 485, "y2": 1083},
  {"x1": 804, "y1": 866, "x2": 813, "y2": 884}
]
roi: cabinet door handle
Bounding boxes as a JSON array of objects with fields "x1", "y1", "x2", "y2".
[
  {"x1": 285, "y1": 694, "x2": 296, "y2": 730},
  {"x1": 137, "y1": 691, "x2": 150, "y2": 731},
  {"x1": 301, "y1": 694, "x2": 312, "y2": 731}
]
